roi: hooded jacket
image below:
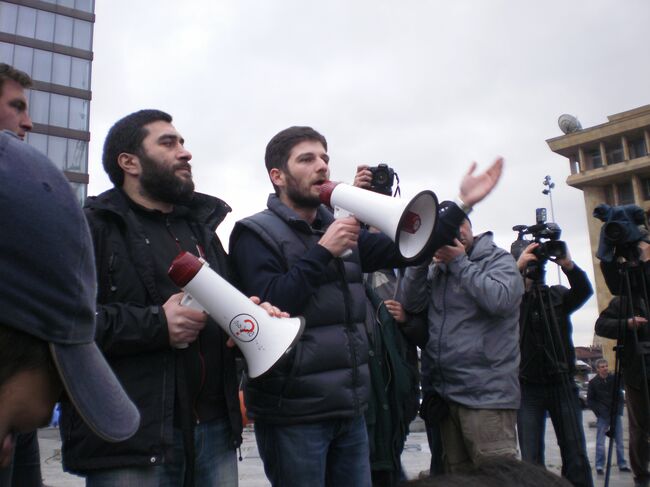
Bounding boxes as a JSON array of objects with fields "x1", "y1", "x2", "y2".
[
  {"x1": 401, "y1": 232, "x2": 524, "y2": 409},
  {"x1": 59, "y1": 188, "x2": 242, "y2": 473}
]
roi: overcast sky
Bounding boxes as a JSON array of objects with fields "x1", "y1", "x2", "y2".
[{"x1": 87, "y1": 0, "x2": 650, "y2": 346}]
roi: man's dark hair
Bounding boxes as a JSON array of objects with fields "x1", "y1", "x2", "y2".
[
  {"x1": 264, "y1": 126, "x2": 327, "y2": 194},
  {"x1": 0, "y1": 63, "x2": 32, "y2": 96},
  {"x1": 0, "y1": 324, "x2": 54, "y2": 389},
  {"x1": 102, "y1": 109, "x2": 172, "y2": 187}
]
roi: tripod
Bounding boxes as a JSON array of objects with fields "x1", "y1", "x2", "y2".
[
  {"x1": 601, "y1": 257, "x2": 650, "y2": 487},
  {"x1": 519, "y1": 262, "x2": 594, "y2": 487}
]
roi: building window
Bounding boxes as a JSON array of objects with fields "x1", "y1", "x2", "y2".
[
  {"x1": 25, "y1": 132, "x2": 88, "y2": 173},
  {"x1": 0, "y1": 3, "x2": 92, "y2": 51},
  {"x1": 642, "y1": 178, "x2": 650, "y2": 201},
  {"x1": 604, "y1": 185, "x2": 615, "y2": 206},
  {"x1": 27, "y1": 90, "x2": 89, "y2": 131},
  {"x1": 630, "y1": 138, "x2": 648, "y2": 159},
  {"x1": 616, "y1": 181, "x2": 635, "y2": 205},
  {"x1": 1, "y1": 42, "x2": 91, "y2": 90},
  {"x1": 606, "y1": 142, "x2": 624, "y2": 165},
  {"x1": 587, "y1": 149, "x2": 602, "y2": 169}
]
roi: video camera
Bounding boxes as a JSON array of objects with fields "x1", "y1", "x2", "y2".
[
  {"x1": 368, "y1": 163, "x2": 397, "y2": 196},
  {"x1": 511, "y1": 208, "x2": 567, "y2": 281},
  {"x1": 593, "y1": 203, "x2": 649, "y2": 263}
]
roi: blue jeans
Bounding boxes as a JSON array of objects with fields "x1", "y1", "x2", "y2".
[
  {"x1": 85, "y1": 418, "x2": 237, "y2": 487},
  {"x1": 254, "y1": 416, "x2": 371, "y2": 487},
  {"x1": 595, "y1": 414, "x2": 627, "y2": 469},
  {"x1": 517, "y1": 382, "x2": 593, "y2": 487}
]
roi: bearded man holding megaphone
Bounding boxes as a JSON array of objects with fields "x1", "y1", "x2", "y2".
[{"x1": 229, "y1": 125, "x2": 503, "y2": 487}]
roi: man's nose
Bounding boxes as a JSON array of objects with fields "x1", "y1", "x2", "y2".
[
  {"x1": 179, "y1": 146, "x2": 192, "y2": 161},
  {"x1": 22, "y1": 113, "x2": 33, "y2": 132}
]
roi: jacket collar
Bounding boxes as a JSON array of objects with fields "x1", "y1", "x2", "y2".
[
  {"x1": 85, "y1": 188, "x2": 231, "y2": 231},
  {"x1": 266, "y1": 193, "x2": 334, "y2": 234}
]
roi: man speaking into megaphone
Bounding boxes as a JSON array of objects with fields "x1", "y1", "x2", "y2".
[{"x1": 229, "y1": 125, "x2": 503, "y2": 487}]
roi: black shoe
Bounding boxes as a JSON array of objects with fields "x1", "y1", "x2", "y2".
[
  {"x1": 619, "y1": 466, "x2": 631, "y2": 472},
  {"x1": 596, "y1": 468, "x2": 604, "y2": 475}
]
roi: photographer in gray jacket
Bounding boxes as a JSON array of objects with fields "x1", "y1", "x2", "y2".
[{"x1": 401, "y1": 208, "x2": 524, "y2": 473}]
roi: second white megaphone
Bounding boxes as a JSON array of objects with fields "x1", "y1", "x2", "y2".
[
  {"x1": 168, "y1": 252, "x2": 305, "y2": 378},
  {"x1": 319, "y1": 181, "x2": 438, "y2": 262}
]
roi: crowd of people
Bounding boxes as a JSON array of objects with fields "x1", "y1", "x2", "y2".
[{"x1": 1, "y1": 61, "x2": 650, "y2": 487}]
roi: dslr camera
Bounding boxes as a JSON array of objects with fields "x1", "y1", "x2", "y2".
[
  {"x1": 368, "y1": 163, "x2": 396, "y2": 196},
  {"x1": 511, "y1": 208, "x2": 567, "y2": 280}
]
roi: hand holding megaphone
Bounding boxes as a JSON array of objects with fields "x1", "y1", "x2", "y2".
[
  {"x1": 164, "y1": 291, "x2": 207, "y2": 349},
  {"x1": 168, "y1": 252, "x2": 305, "y2": 378},
  {"x1": 317, "y1": 215, "x2": 360, "y2": 258},
  {"x1": 319, "y1": 180, "x2": 438, "y2": 262}
]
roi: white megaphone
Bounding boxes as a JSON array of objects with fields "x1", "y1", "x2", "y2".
[
  {"x1": 168, "y1": 252, "x2": 305, "y2": 378},
  {"x1": 319, "y1": 181, "x2": 438, "y2": 262}
]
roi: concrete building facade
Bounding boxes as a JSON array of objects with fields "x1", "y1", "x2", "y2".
[
  {"x1": 547, "y1": 104, "x2": 650, "y2": 356},
  {"x1": 0, "y1": 0, "x2": 94, "y2": 201}
]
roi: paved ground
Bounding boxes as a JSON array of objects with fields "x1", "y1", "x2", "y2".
[{"x1": 39, "y1": 412, "x2": 635, "y2": 486}]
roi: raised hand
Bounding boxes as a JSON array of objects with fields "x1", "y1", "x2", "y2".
[{"x1": 459, "y1": 157, "x2": 504, "y2": 207}]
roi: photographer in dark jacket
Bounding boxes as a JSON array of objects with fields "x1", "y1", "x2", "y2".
[
  {"x1": 59, "y1": 110, "x2": 283, "y2": 487},
  {"x1": 595, "y1": 240, "x2": 650, "y2": 487},
  {"x1": 514, "y1": 242, "x2": 593, "y2": 487}
]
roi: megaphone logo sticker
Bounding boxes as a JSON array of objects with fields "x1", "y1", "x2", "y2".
[{"x1": 230, "y1": 314, "x2": 259, "y2": 342}]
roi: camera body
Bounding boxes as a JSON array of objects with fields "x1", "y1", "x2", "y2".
[
  {"x1": 511, "y1": 208, "x2": 567, "y2": 281},
  {"x1": 368, "y1": 163, "x2": 395, "y2": 196},
  {"x1": 593, "y1": 203, "x2": 649, "y2": 263}
]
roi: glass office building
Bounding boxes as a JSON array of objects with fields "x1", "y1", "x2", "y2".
[{"x1": 0, "y1": 0, "x2": 94, "y2": 201}]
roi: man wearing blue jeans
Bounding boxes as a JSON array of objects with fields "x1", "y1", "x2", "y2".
[
  {"x1": 588, "y1": 359, "x2": 630, "y2": 475},
  {"x1": 230, "y1": 126, "x2": 503, "y2": 487}
]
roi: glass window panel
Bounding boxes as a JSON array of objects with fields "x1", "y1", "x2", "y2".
[
  {"x1": 0, "y1": 42, "x2": 14, "y2": 64},
  {"x1": 47, "y1": 135, "x2": 67, "y2": 169},
  {"x1": 29, "y1": 90, "x2": 50, "y2": 124},
  {"x1": 616, "y1": 181, "x2": 634, "y2": 205},
  {"x1": 16, "y1": 6, "x2": 37, "y2": 38},
  {"x1": 70, "y1": 57, "x2": 90, "y2": 89},
  {"x1": 604, "y1": 186, "x2": 614, "y2": 206},
  {"x1": 59, "y1": 0, "x2": 75, "y2": 7},
  {"x1": 75, "y1": 0, "x2": 94, "y2": 13},
  {"x1": 0, "y1": 3, "x2": 18, "y2": 35},
  {"x1": 32, "y1": 50, "x2": 53, "y2": 83},
  {"x1": 40, "y1": 0, "x2": 56, "y2": 4},
  {"x1": 630, "y1": 138, "x2": 647, "y2": 159},
  {"x1": 68, "y1": 97, "x2": 88, "y2": 131},
  {"x1": 642, "y1": 178, "x2": 650, "y2": 201},
  {"x1": 70, "y1": 182, "x2": 86, "y2": 205},
  {"x1": 52, "y1": 53, "x2": 71, "y2": 86},
  {"x1": 25, "y1": 132, "x2": 48, "y2": 156},
  {"x1": 49, "y1": 93, "x2": 69, "y2": 127},
  {"x1": 54, "y1": 15, "x2": 73, "y2": 47},
  {"x1": 67, "y1": 139, "x2": 87, "y2": 171},
  {"x1": 606, "y1": 142, "x2": 624, "y2": 164},
  {"x1": 72, "y1": 19, "x2": 92, "y2": 50},
  {"x1": 12, "y1": 45, "x2": 33, "y2": 77},
  {"x1": 588, "y1": 149, "x2": 602, "y2": 169},
  {"x1": 35, "y1": 10, "x2": 55, "y2": 42}
]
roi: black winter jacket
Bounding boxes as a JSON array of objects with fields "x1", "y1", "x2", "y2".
[
  {"x1": 59, "y1": 188, "x2": 242, "y2": 473},
  {"x1": 231, "y1": 198, "x2": 370, "y2": 423},
  {"x1": 595, "y1": 261, "x2": 650, "y2": 390},
  {"x1": 519, "y1": 264, "x2": 592, "y2": 383}
]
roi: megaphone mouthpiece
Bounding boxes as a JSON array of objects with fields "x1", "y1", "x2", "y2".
[{"x1": 319, "y1": 180, "x2": 339, "y2": 207}]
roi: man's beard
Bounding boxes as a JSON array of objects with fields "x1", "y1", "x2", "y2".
[
  {"x1": 284, "y1": 172, "x2": 321, "y2": 209},
  {"x1": 139, "y1": 153, "x2": 194, "y2": 205}
]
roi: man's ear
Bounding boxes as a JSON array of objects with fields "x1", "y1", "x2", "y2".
[
  {"x1": 269, "y1": 168, "x2": 284, "y2": 188},
  {"x1": 117, "y1": 153, "x2": 140, "y2": 177}
]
